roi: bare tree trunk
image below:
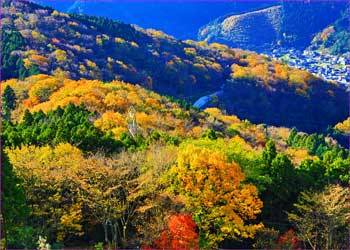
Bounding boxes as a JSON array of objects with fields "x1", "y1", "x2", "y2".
[
  {"x1": 103, "y1": 222, "x2": 109, "y2": 244},
  {"x1": 123, "y1": 224, "x2": 127, "y2": 242},
  {"x1": 113, "y1": 222, "x2": 118, "y2": 250}
]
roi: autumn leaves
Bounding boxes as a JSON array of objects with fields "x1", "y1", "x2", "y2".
[
  {"x1": 169, "y1": 144, "x2": 263, "y2": 246},
  {"x1": 6, "y1": 140, "x2": 264, "y2": 248}
]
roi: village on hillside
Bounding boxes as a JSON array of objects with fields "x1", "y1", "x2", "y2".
[{"x1": 268, "y1": 48, "x2": 350, "y2": 87}]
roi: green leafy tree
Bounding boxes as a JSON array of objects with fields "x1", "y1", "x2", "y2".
[
  {"x1": 1, "y1": 30, "x2": 27, "y2": 80},
  {"x1": 260, "y1": 141, "x2": 300, "y2": 229},
  {"x1": 200, "y1": 129, "x2": 224, "y2": 140},
  {"x1": 262, "y1": 139, "x2": 277, "y2": 167},
  {"x1": 297, "y1": 159, "x2": 326, "y2": 190}
]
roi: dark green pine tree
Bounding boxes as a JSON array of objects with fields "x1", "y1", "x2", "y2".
[
  {"x1": 2, "y1": 85, "x2": 17, "y2": 120},
  {"x1": 2, "y1": 151, "x2": 28, "y2": 246},
  {"x1": 21, "y1": 109, "x2": 34, "y2": 126},
  {"x1": 3, "y1": 85, "x2": 17, "y2": 111},
  {"x1": 17, "y1": 58, "x2": 28, "y2": 80},
  {"x1": 286, "y1": 127, "x2": 297, "y2": 145},
  {"x1": 260, "y1": 140, "x2": 300, "y2": 231},
  {"x1": 262, "y1": 139, "x2": 277, "y2": 168},
  {"x1": 28, "y1": 65, "x2": 40, "y2": 76}
]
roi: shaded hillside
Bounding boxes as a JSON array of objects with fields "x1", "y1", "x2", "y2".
[
  {"x1": 2, "y1": 0, "x2": 348, "y2": 134},
  {"x1": 280, "y1": 1, "x2": 348, "y2": 48},
  {"x1": 307, "y1": 10, "x2": 350, "y2": 55},
  {"x1": 218, "y1": 49, "x2": 348, "y2": 133},
  {"x1": 198, "y1": 5, "x2": 282, "y2": 52},
  {"x1": 2, "y1": 0, "x2": 229, "y2": 98},
  {"x1": 199, "y1": 1, "x2": 347, "y2": 51},
  {"x1": 35, "y1": 0, "x2": 274, "y2": 39}
]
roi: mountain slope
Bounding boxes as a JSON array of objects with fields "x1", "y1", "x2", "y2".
[
  {"x1": 2, "y1": 1, "x2": 348, "y2": 133},
  {"x1": 2, "y1": 1, "x2": 229, "y2": 98},
  {"x1": 2, "y1": 74, "x2": 262, "y2": 145},
  {"x1": 199, "y1": 1, "x2": 347, "y2": 52},
  {"x1": 307, "y1": 10, "x2": 350, "y2": 56},
  {"x1": 35, "y1": 0, "x2": 274, "y2": 40},
  {"x1": 198, "y1": 5, "x2": 282, "y2": 52},
  {"x1": 280, "y1": 1, "x2": 348, "y2": 48},
  {"x1": 2, "y1": 3, "x2": 350, "y2": 247},
  {"x1": 4, "y1": 74, "x2": 349, "y2": 248}
]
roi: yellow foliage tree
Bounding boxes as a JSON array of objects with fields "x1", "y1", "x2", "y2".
[
  {"x1": 130, "y1": 41, "x2": 139, "y2": 48},
  {"x1": 274, "y1": 64, "x2": 289, "y2": 82},
  {"x1": 169, "y1": 143, "x2": 263, "y2": 247},
  {"x1": 94, "y1": 111, "x2": 127, "y2": 135},
  {"x1": 23, "y1": 58, "x2": 32, "y2": 69},
  {"x1": 55, "y1": 49, "x2": 67, "y2": 62},
  {"x1": 335, "y1": 117, "x2": 350, "y2": 135},
  {"x1": 96, "y1": 35, "x2": 103, "y2": 45},
  {"x1": 79, "y1": 64, "x2": 87, "y2": 73},
  {"x1": 231, "y1": 64, "x2": 254, "y2": 80},
  {"x1": 6, "y1": 143, "x2": 85, "y2": 242},
  {"x1": 251, "y1": 64, "x2": 269, "y2": 84},
  {"x1": 31, "y1": 30, "x2": 46, "y2": 43},
  {"x1": 104, "y1": 92, "x2": 129, "y2": 112},
  {"x1": 184, "y1": 47, "x2": 197, "y2": 57},
  {"x1": 6, "y1": 143, "x2": 145, "y2": 246},
  {"x1": 115, "y1": 37, "x2": 126, "y2": 44},
  {"x1": 285, "y1": 148, "x2": 318, "y2": 166},
  {"x1": 209, "y1": 43, "x2": 229, "y2": 51},
  {"x1": 86, "y1": 59, "x2": 98, "y2": 69},
  {"x1": 28, "y1": 77, "x2": 61, "y2": 102},
  {"x1": 28, "y1": 54, "x2": 50, "y2": 67}
]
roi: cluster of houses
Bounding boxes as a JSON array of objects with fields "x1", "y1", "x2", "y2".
[{"x1": 268, "y1": 48, "x2": 350, "y2": 87}]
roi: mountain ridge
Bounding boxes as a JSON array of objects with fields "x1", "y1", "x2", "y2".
[
  {"x1": 199, "y1": 1, "x2": 347, "y2": 52},
  {"x1": 307, "y1": 9, "x2": 350, "y2": 56},
  {"x1": 34, "y1": 0, "x2": 276, "y2": 40},
  {"x1": 198, "y1": 5, "x2": 282, "y2": 52}
]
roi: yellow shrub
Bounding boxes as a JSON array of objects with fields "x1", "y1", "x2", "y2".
[
  {"x1": 55, "y1": 49, "x2": 67, "y2": 62},
  {"x1": 184, "y1": 47, "x2": 197, "y2": 57}
]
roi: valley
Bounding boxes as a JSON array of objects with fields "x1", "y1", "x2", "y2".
[{"x1": 1, "y1": 1, "x2": 349, "y2": 249}]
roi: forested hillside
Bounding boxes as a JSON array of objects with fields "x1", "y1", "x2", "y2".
[
  {"x1": 1, "y1": 2, "x2": 349, "y2": 248},
  {"x1": 35, "y1": 0, "x2": 274, "y2": 39},
  {"x1": 199, "y1": 1, "x2": 347, "y2": 51},
  {"x1": 308, "y1": 9, "x2": 350, "y2": 55},
  {"x1": 280, "y1": 1, "x2": 348, "y2": 49},
  {"x1": 2, "y1": 74, "x2": 349, "y2": 249},
  {"x1": 198, "y1": 5, "x2": 282, "y2": 52},
  {"x1": 2, "y1": 1, "x2": 348, "y2": 133}
]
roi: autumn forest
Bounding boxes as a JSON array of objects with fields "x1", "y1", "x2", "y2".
[{"x1": 1, "y1": 1, "x2": 349, "y2": 249}]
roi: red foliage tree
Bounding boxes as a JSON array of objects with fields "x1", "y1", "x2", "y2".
[
  {"x1": 275, "y1": 229, "x2": 301, "y2": 250},
  {"x1": 154, "y1": 214, "x2": 199, "y2": 249}
]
